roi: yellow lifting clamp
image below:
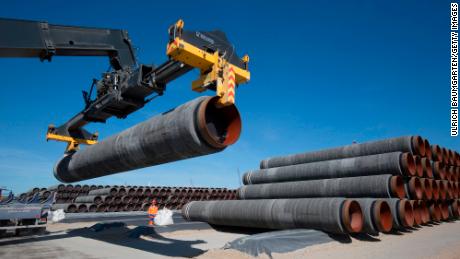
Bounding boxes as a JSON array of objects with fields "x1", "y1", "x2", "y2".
[
  {"x1": 166, "y1": 19, "x2": 250, "y2": 107},
  {"x1": 46, "y1": 125, "x2": 98, "y2": 153}
]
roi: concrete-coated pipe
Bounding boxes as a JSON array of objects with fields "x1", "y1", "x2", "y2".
[
  {"x1": 88, "y1": 187, "x2": 118, "y2": 196},
  {"x1": 355, "y1": 199, "x2": 393, "y2": 234},
  {"x1": 52, "y1": 203, "x2": 77, "y2": 213},
  {"x1": 432, "y1": 180, "x2": 440, "y2": 201},
  {"x1": 449, "y1": 200, "x2": 460, "y2": 219},
  {"x1": 86, "y1": 203, "x2": 97, "y2": 212},
  {"x1": 432, "y1": 162, "x2": 446, "y2": 180},
  {"x1": 409, "y1": 200, "x2": 422, "y2": 226},
  {"x1": 413, "y1": 156, "x2": 423, "y2": 177},
  {"x1": 96, "y1": 204, "x2": 107, "y2": 212},
  {"x1": 431, "y1": 144, "x2": 442, "y2": 162},
  {"x1": 404, "y1": 177, "x2": 423, "y2": 200},
  {"x1": 385, "y1": 199, "x2": 414, "y2": 229},
  {"x1": 244, "y1": 152, "x2": 416, "y2": 185},
  {"x1": 182, "y1": 198, "x2": 363, "y2": 234},
  {"x1": 424, "y1": 139, "x2": 432, "y2": 160},
  {"x1": 420, "y1": 178, "x2": 433, "y2": 200},
  {"x1": 54, "y1": 96, "x2": 241, "y2": 182},
  {"x1": 74, "y1": 195, "x2": 105, "y2": 204},
  {"x1": 439, "y1": 201, "x2": 450, "y2": 220},
  {"x1": 260, "y1": 136, "x2": 426, "y2": 169},
  {"x1": 238, "y1": 175, "x2": 406, "y2": 200},
  {"x1": 77, "y1": 204, "x2": 88, "y2": 213},
  {"x1": 429, "y1": 202, "x2": 442, "y2": 221},
  {"x1": 421, "y1": 158, "x2": 433, "y2": 178},
  {"x1": 418, "y1": 200, "x2": 431, "y2": 224},
  {"x1": 437, "y1": 180, "x2": 447, "y2": 201}
]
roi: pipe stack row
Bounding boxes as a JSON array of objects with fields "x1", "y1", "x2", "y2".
[
  {"x1": 183, "y1": 136, "x2": 460, "y2": 235},
  {"x1": 20, "y1": 184, "x2": 236, "y2": 213}
]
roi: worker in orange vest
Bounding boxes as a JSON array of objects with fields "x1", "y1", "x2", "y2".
[{"x1": 148, "y1": 200, "x2": 159, "y2": 226}]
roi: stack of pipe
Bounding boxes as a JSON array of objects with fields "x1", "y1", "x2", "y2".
[
  {"x1": 183, "y1": 135, "x2": 460, "y2": 235},
  {"x1": 18, "y1": 184, "x2": 237, "y2": 213}
]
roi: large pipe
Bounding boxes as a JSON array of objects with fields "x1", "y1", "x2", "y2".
[
  {"x1": 418, "y1": 200, "x2": 431, "y2": 224},
  {"x1": 420, "y1": 178, "x2": 433, "y2": 200},
  {"x1": 182, "y1": 198, "x2": 364, "y2": 234},
  {"x1": 243, "y1": 152, "x2": 416, "y2": 185},
  {"x1": 385, "y1": 199, "x2": 414, "y2": 229},
  {"x1": 409, "y1": 200, "x2": 422, "y2": 226},
  {"x1": 354, "y1": 199, "x2": 393, "y2": 234},
  {"x1": 431, "y1": 144, "x2": 442, "y2": 162},
  {"x1": 74, "y1": 195, "x2": 107, "y2": 204},
  {"x1": 260, "y1": 136, "x2": 426, "y2": 169},
  {"x1": 421, "y1": 157, "x2": 433, "y2": 178},
  {"x1": 429, "y1": 202, "x2": 442, "y2": 221},
  {"x1": 449, "y1": 200, "x2": 460, "y2": 219},
  {"x1": 404, "y1": 177, "x2": 423, "y2": 200},
  {"x1": 54, "y1": 96, "x2": 241, "y2": 182},
  {"x1": 52, "y1": 203, "x2": 77, "y2": 213},
  {"x1": 88, "y1": 187, "x2": 118, "y2": 196},
  {"x1": 238, "y1": 175, "x2": 406, "y2": 200}
]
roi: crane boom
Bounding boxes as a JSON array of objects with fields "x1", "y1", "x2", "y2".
[{"x1": 0, "y1": 18, "x2": 250, "y2": 152}]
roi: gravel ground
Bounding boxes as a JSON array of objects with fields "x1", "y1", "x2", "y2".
[{"x1": 1, "y1": 215, "x2": 460, "y2": 259}]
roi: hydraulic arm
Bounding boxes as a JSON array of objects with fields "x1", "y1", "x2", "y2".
[{"x1": 0, "y1": 18, "x2": 250, "y2": 152}]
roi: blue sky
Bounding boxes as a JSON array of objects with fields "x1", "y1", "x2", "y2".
[{"x1": 0, "y1": 1, "x2": 456, "y2": 193}]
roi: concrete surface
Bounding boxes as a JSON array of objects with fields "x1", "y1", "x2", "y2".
[{"x1": 0, "y1": 212, "x2": 460, "y2": 259}]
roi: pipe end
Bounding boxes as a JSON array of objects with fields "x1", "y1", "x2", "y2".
[
  {"x1": 409, "y1": 200, "x2": 422, "y2": 226},
  {"x1": 424, "y1": 139, "x2": 432, "y2": 160},
  {"x1": 373, "y1": 200, "x2": 393, "y2": 233},
  {"x1": 398, "y1": 199, "x2": 414, "y2": 227},
  {"x1": 408, "y1": 177, "x2": 423, "y2": 200},
  {"x1": 432, "y1": 145, "x2": 442, "y2": 162},
  {"x1": 197, "y1": 96, "x2": 242, "y2": 149},
  {"x1": 421, "y1": 178, "x2": 433, "y2": 200},
  {"x1": 411, "y1": 136, "x2": 426, "y2": 157},
  {"x1": 413, "y1": 156, "x2": 424, "y2": 177},
  {"x1": 390, "y1": 176, "x2": 406, "y2": 199},
  {"x1": 421, "y1": 157, "x2": 433, "y2": 178},
  {"x1": 342, "y1": 200, "x2": 363, "y2": 233},
  {"x1": 400, "y1": 153, "x2": 417, "y2": 176}
]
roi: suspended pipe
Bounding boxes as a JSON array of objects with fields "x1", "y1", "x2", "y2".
[
  {"x1": 260, "y1": 136, "x2": 426, "y2": 169},
  {"x1": 54, "y1": 96, "x2": 242, "y2": 182},
  {"x1": 182, "y1": 198, "x2": 363, "y2": 234}
]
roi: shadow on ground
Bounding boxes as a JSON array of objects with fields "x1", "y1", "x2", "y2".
[{"x1": 0, "y1": 223, "x2": 206, "y2": 258}]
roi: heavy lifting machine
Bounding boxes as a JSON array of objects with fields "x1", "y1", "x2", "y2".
[{"x1": 0, "y1": 18, "x2": 250, "y2": 152}]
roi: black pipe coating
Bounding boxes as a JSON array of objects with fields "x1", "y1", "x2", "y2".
[
  {"x1": 54, "y1": 96, "x2": 241, "y2": 182},
  {"x1": 260, "y1": 136, "x2": 425, "y2": 169},
  {"x1": 238, "y1": 175, "x2": 406, "y2": 200},
  {"x1": 182, "y1": 198, "x2": 363, "y2": 234},
  {"x1": 244, "y1": 152, "x2": 415, "y2": 185}
]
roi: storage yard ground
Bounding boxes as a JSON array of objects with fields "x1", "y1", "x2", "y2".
[{"x1": 1, "y1": 212, "x2": 460, "y2": 259}]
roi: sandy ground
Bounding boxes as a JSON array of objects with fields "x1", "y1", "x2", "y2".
[
  {"x1": 1, "y1": 219, "x2": 460, "y2": 258},
  {"x1": 199, "y1": 221, "x2": 460, "y2": 259}
]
